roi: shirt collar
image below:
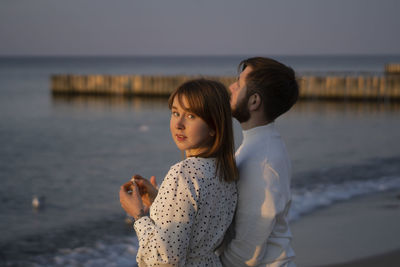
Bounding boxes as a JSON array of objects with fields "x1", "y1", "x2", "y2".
[{"x1": 242, "y1": 122, "x2": 276, "y2": 142}]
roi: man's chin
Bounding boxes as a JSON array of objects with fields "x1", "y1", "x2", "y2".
[
  {"x1": 230, "y1": 103, "x2": 235, "y2": 112},
  {"x1": 231, "y1": 96, "x2": 251, "y2": 123},
  {"x1": 232, "y1": 111, "x2": 250, "y2": 123}
]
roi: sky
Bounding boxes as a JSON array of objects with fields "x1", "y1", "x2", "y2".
[{"x1": 0, "y1": 0, "x2": 399, "y2": 56}]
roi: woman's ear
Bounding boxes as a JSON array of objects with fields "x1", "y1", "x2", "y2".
[{"x1": 248, "y1": 93, "x2": 262, "y2": 111}]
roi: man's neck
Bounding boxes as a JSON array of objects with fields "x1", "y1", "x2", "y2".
[{"x1": 240, "y1": 119, "x2": 271, "y2": 131}]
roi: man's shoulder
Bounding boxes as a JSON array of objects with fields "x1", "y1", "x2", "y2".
[
  {"x1": 238, "y1": 143, "x2": 288, "y2": 168},
  {"x1": 237, "y1": 142, "x2": 291, "y2": 185}
]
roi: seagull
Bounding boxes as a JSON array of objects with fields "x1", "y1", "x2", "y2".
[
  {"x1": 32, "y1": 195, "x2": 45, "y2": 210},
  {"x1": 139, "y1": 125, "x2": 149, "y2": 132}
]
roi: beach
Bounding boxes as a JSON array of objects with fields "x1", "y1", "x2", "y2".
[
  {"x1": 291, "y1": 189, "x2": 400, "y2": 267},
  {"x1": 1, "y1": 56, "x2": 400, "y2": 266}
]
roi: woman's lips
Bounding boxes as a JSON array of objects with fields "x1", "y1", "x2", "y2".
[{"x1": 176, "y1": 134, "x2": 187, "y2": 142}]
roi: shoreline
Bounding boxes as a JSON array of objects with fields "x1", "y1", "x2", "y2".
[
  {"x1": 323, "y1": 249, "x2": 400, "y2": 267},
  {"x1": 291, "y1": 189, "x2": 400, "y2": 267}
]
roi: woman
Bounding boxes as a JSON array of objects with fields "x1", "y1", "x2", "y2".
[{"x1": 119, "y1": 79, "x2": 238, "y2": 266}]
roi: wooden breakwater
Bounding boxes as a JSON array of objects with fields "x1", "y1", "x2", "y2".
[
  {"x1": 385, "y1": 63, "x2": 400, "y2": 75},
  {"x1": 51, "y1": 64, "x2": 400, "y2": 100},
  {"x1": 51, "y1": 75, "x2": 236, "y2": 97},
  {"x1": 298, "y1": 75, "x2": 400, "y2": 100}
]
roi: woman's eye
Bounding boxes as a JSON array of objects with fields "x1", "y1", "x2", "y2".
[
  {"x1": 172, "y1": 111, "x2": 179, "y2": 117},
  {"x1": 187, "y1": 114, "x2": 195, "y2": 119}
]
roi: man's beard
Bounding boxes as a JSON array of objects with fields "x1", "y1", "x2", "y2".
[{"x1": 231, "y1": 94, "x2": 251, "y2": 123}]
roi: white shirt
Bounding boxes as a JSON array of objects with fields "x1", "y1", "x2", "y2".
[
  {"x1": 134, "y1": 157, "x2": 237, "y2": 267},
  {"x1": 220, "y1": 123, "x2": 295, "y2": 267}
]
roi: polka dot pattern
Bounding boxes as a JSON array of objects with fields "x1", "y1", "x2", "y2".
[{"x1": 134, "y1": 157, "x2": 237, "y2": 266}]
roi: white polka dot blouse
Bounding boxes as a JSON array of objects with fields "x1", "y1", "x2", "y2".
[{"x1": 134, "y1": 157, "x2": 237, "y2": 267}]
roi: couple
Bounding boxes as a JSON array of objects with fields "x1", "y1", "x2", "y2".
[{"x1": 119, "y1": 57, "x2": 299, "y2": 267}]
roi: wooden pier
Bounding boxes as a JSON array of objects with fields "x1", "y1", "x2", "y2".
[{"x1": 51, "y1": 64, "x2": 400, "y2": 101}]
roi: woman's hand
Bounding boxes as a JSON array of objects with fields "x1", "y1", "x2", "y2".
[
  {"x1": 119, "y1": 181, "x2": 145, "y2": 220},
  {"x1": 132, "y1": 175, "x2": 158, "y2": 209}
]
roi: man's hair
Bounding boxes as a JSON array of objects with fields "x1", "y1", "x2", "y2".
[
  {"x1": 239, "y1": 57, "x2": 299, "y2": 121},
  {"x1": 168, "y1": 79, "x2": 238, "y2": 182}
]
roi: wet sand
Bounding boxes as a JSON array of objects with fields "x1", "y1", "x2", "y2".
[
  {"x1": 323, "y1": 249, "x2": 400, "y2": 267},
  {"x1": 291, "y1": 189, "x2": 400, "y2": 267}
]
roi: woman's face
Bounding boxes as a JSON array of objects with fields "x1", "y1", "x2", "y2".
[{"x1": 170, "y1": 95, "x2": 214, "y2": 157}]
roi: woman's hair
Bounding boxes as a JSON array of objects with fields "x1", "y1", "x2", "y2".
[{"x1": 168, "y1": 79, "x2": 238, "y2": 182}]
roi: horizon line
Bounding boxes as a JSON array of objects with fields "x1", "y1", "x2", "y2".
[{"x1": 1, "y1": 53, "x2": 400, "y2": 58}]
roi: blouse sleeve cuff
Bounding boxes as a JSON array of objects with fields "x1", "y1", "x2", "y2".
[{"x1": 133, "y1": 216, "x2": 155, "y2": 243}]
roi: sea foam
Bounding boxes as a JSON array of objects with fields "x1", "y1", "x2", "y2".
[{"x1": 27, "y1": 237, "x2": 139, "y2": 267}]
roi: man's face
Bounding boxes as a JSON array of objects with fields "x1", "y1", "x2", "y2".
[{"x1": 229, "y1": 66, "x2": 252, "y2": 123}]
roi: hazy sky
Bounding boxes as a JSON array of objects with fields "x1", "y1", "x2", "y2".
[{"x1": 1, "y1": 0, "x2": 399, "y2": 56}]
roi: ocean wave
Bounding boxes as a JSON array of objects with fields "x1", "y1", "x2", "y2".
[
  {"x1": 18, "y1": 237, "x2": 139, "y2": 267},
  {"x1": 289, "y1": 175, "x2": 400, "y2": 221}
]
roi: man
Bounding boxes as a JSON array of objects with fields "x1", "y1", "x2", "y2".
[{"x1": 220, "y1": 57, "x2": 299, "y2": 267}]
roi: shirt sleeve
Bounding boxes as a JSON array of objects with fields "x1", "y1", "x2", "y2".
[
  {"x1": 134, "y1": 163, "x2": 199, "y2": 266},
  {"x1": 220, "y1": 161, "x2": 286, "y2": 267}
]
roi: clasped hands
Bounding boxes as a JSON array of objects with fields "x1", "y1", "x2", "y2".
[{"x1": 119, "y1": 175, "x2": 158, "y2": 221}]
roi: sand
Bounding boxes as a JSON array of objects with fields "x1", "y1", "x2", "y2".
[{"x1": 290, "y1": 189, "x2": 400, "y2": 267}]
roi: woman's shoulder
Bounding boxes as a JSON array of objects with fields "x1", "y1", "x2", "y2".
[
  {"x1": 168, "y1": 157, "x2": 216, "y2": 180},
  {"x1": 172, "y1": 157, "x2": 215, "y2": 170}
]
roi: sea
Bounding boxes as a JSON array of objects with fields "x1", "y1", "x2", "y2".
[{"x1": 1, "y1": 55, "x2": 400, "y2": 266}]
